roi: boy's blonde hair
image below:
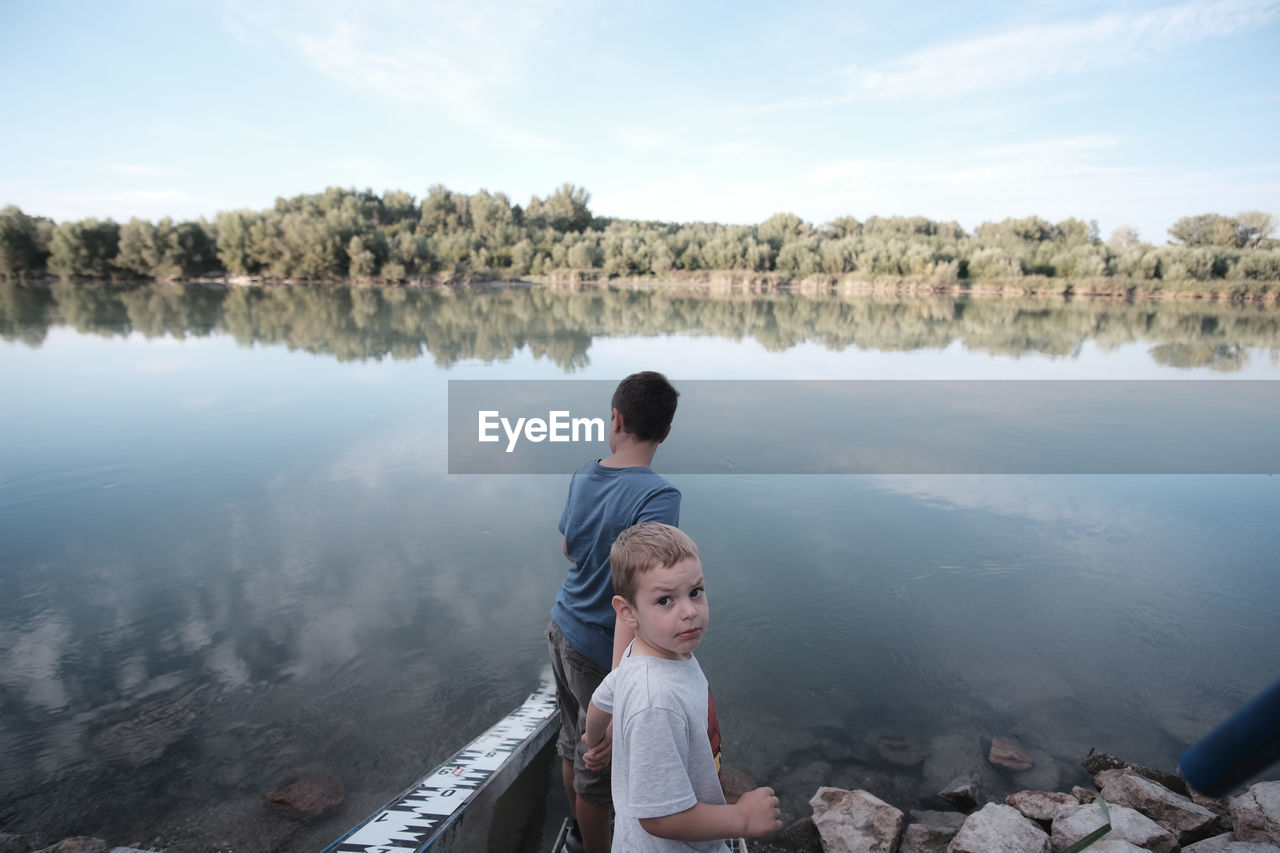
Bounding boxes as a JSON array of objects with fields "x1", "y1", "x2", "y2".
[{"x1": 611, "y1": 522, "x2": 700, "y2": 603}]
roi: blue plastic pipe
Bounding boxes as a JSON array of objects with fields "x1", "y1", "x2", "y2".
[{"x1": 1179, "y1": 677, "x2": 1280, "y2": 798}]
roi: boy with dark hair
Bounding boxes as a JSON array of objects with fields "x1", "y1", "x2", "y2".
[
  {"x1": 584, "y1": 523, "x2": 781, "y2": 852},
  {"x1": 548, "y1": 371, "x2": 681, "y2": 853}
]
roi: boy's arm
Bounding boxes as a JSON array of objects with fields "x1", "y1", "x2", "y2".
[
  {"x1": 583, "y1": 700, "x2": 612, "y2": 753},
  {"x1": 640, "y1": 787, "x2": 781, "y2": 841}
]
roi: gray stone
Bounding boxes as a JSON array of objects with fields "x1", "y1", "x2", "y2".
[
  {"x1": 265, "y1": 764, "x2": 345, "y2": 818},
  {"x1": 878, "y1": 737, "x2": 930, "y2": 767},
  {"x1": 778, "y1": 759, "x2": 833, "y2": 819},
  {"x1": 923, "y1": 734, "x2": 985, "y2": 793},
  {"x1": 1190, "y1": 789, "x2": 1233, "y2": 821},
  {"x1": 33, "y1": 841, "x2": 109, "y2": 853},
  {"x1": 1099, "y1": 768, "x2": 1220, "y2": 843},
  {"x1": 1051, "y1": 802, "x2": 1178, "y2": 853},
  {"x1": 1011, "y1": 750, "x2": 1062, "y2": 793},
  {"x1": 1006, "y1": 790, "x2": 1077, "y2": 822},
  {"x1": 1072, "y1": 785, "x2": 1099, "y2": 804},
  {"x1": 901, "y1": 811, "x2": 965, "y2": 853},
  {"x1": 772, "y1": 816, "x2": 824, "y2": 853},
  {"x1": 947, "y1": 803, "x2": 1050, "y2": 853},
  {"x1": 1081, "y1": 842, "x2": 1150, "y2": 853},
  {"x1": 940, "y1": 774, "x2": 982, "y2": 812},
  {"x1": 87, "y1": 690, "x2": 202, "y2": 768},
  {"x1": 0, "y1": 836, "x2": 45, "y2": 853},
  {"x1": 810, "y1": 787, "x2": 905, "y2": 853},
  {"x1": 841, "y1": 769, "x2": 919, "y2": 809},
  {"x1": 990, "y1": 738, "x2": 1034, "y2": 770},
  {"x1": 1082, "y1": 752, "x2": 1188, "y2": 796},
  {"x1": 1184, "y1": 832, "x2": 1280, "y2": 852},
  {"x1": 1230, "y1": 782, "x2": 1280, "y2": 845}
]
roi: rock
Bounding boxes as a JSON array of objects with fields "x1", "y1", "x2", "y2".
[
  {"x1": 1184, "y1": 832, "x2": 1280, "y2": 852},
  {"x1": 940, "y1": 774, "x2": 982, "y2": 812},
  {"x1": 1082, "y1": 751, "x2": 1188, "y2": 796},
  {"x1": 1051, "y1": 801, "x2": 1178, "y2": 853},
  {"x1": 900, "y1": 810, "x2": 965, "y2": 853},
  {"x1": 1012, "y1": 750, "x2": 1062, "y2": 792},
  {"x1": 762, "y1": 809, "x2": 824, "y2": 850},
  {"x1": 947, "y1": 802, "x2": 1050, "y2": 853},
  {"x1": 990, "y1": 738, "x2": 1035, "y2": 771},
  {"x1": 772, "y1": 816, "x2": 824, "y2": 853},
  {"x1": 265, "y1": 765, "x2": 345, "y2": 818},
  {"x1": 0, "y1": 835, "x2": 45, "y2": 853},
  {"x1": 88, "y1": 690, "x2": 202, "y2": 768},
  {"x1": 877, "y1": 738, "x2": 930, "y2": 767},
  {"x1": 836, "y1": 768, "x2": 919, "y2": 809},
  {"x1": 1006, "y1": 790, "x2": 1077, "y2": 822},
  {"x1": 32, "y1": 841, "x2": 109, "y2": 853},
  {"x1": 1080, "y1": 842, "x2": 1150, "y2": 853},
  {"x1": 779, "y1": 760, "x2": 833, "y2": 819},
  {"x1": 1072, "y1": 786, "x2": 1098, "y2": 804},
  {"x1": 1099, "y1": 768, "x2": 1220, "y2": 843},
  {"x1": 1230, "y1": 782, "x2": 1280, "y2": 845},
  {"x1": 1190, "y1": 789, "x2": 1233, "y2": 821},
  {"x1": 720, "y1": 765, "x2": 756, "y2": 805},
  {"x1": 809, "y1": 787, "x2": 905, "y2": 853},
  {"x1": 923, "y1": 734, "x2": 985, "y2": 794}
]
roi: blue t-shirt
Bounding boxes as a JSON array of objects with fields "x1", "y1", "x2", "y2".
[{"x1": 553, "y1": 461, "x2": 680, "y2": 670}]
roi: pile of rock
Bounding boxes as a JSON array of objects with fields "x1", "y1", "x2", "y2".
[
  {"x1": 0, "y1": 838, "x2": 154, "y2": 853},
  {"x1": 796, "y1": 770, "x2": 1279, "y2": 853}
]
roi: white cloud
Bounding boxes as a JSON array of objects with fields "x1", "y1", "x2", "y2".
[
  {"x1": 855, "y1": 0, "x2": 1278, "y2": 98},
  {"x1": 747, "y1": 0, "x2": 1279, "y2": 111},
  {"x1": 230, "y1": 1, "x2": 570, "y2": 151}
]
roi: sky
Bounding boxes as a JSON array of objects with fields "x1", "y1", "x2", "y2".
[{"x1": 1, "y1": 0, "x2": 1278, "y2": 244}]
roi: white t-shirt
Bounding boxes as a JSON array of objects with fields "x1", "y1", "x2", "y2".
[{"x1": 593, "y1": 646, "x2": 729, "y2": 853}]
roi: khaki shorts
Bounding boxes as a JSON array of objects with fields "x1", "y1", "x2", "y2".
[{"x1": 547, "y1": 620, "x2": 611, "y2": 806}]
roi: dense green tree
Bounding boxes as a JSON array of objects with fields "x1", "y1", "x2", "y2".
[
  {"x1": 0, "y1": 205, "x2": 43, "y2": 278},
  {"x1": 526, "y1": 184, "x2": 592, "y2": 233},
  {"x1": 1168, "y1": 213, "x2": 1245, "y2": 248},
  {"x1": 115, "y1": 217, "x2": 216, "y2": 279},
  {"x1": 1237, "y1": 211, "x2": 1277, "y2": 249},
  {"x1": 49, "y1": 218, "x2": 121, "y2": 278},
  {"x1": 5, "y1": 183, "x2": 1275, "y2": 287}
]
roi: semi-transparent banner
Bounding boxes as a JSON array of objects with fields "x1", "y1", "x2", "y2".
[{"x1": 447, "y1": 380, "x2": 1280, "y2": 474}]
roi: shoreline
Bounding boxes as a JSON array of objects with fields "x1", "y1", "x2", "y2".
[{"x1": 6, "y1": 270, "x2": 1280, "y2": 303}]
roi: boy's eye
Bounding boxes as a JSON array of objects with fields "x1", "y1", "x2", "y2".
[
  {"x1": 656, "y1": 596, "x2": 671, "y2": 606},
  {"x1": 691, "y1": 587, "x2": 704, "y2": 599}
]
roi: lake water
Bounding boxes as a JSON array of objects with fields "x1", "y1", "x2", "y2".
[{"x1": 2, "y1": 281, "x2": 1278, "y2": 850}]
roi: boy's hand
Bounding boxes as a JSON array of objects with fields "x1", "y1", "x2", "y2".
[
  {"x1": 735, "y1": 787, "x2": 782, "y2": 837},
  {"x1": 581, "y1": 720, "x2": 613, "y2": 771}
]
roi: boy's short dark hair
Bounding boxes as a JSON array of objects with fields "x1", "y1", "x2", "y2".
[
  {"x1": 611, "y1": 522, "x2": 700, "y2": 604},
  {"x1": 612, "y1": 371, "x2": 679, "y2": 443}
]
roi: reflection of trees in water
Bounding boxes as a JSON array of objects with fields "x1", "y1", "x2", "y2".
[{"x1": 3, "y1": 280, "x2": 1280, "y2": 371}]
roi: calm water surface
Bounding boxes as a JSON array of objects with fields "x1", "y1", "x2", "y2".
[{"x1": 1, "y1": 281, "x2": 1278, "y2": 849}]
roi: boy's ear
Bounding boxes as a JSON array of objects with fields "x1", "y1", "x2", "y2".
[
  {"x1": 612, "y1": 594, "x2": 638, "y2": 628},
  {"x1": 610, "y1": 408, "x2": 625, "y2": 435}
]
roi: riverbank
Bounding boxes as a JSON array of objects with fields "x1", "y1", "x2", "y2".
[
  {"x1": 749, "y1": 748, "x2": 1280, "y2": 852},
  {"x1": 8, "y1": 269, "x2": 1280, "y2": 302}
]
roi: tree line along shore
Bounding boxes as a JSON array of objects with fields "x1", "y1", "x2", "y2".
[{"x1": 1, "y1": 185, "x2": 1278, "y2": 292}]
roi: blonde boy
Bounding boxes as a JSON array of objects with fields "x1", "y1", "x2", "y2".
[{"x1": 584, "y1": 523, "x2": 781, "y2": 852}]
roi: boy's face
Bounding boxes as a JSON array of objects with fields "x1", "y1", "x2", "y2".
[{"x1": 615, "y1": 557, "x2": 709, "y2": 661}]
